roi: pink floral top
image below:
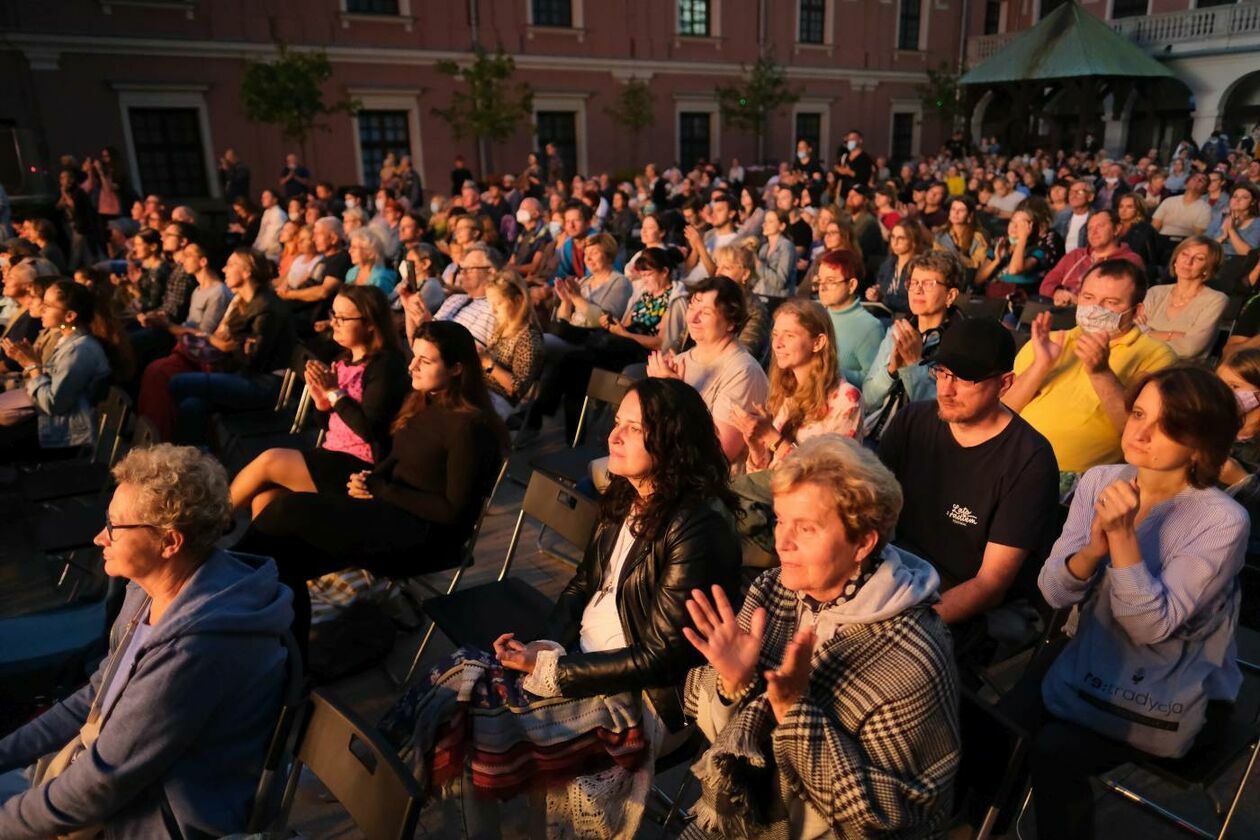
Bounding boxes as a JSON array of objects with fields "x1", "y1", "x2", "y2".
[
  {"x1": 324, "y1": 360, "x2": 372, "y2": 464},
  {"x1": 747, "y1": 383, "x2": 863, "y2": 472}
]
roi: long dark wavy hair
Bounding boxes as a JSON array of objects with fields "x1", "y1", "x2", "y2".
[
  {"x1": 600, "y1": 377, "x2": 738, "y2": 538},
  {"x1": 391, "y1": 320, "x2": 509, "y2": 452}
]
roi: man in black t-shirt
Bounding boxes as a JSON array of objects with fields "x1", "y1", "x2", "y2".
[{"x1": 878, "y1": 318, "x2": 1060, "y2": 626}]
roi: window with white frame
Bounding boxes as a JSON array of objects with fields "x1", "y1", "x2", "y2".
[
  {"x1": 891, "y1": 112, "x2": 917, "y2": 163},
  {"x1": 536, "y1": 111, "x2": 578, "y2": 177},
  {"x1": 357, "y1": 110, "x2": 411, "y2": 191},
  {"x1": 799, "y1": 0, "x2": 826, "y2": 44},
  {"x1": 679, "y1": 0, "x2": 711, "y2": 36},
  {"x1": 346, "y1": 0, "x2": 399, "y2": 12},
  {"x1": 679, "y1": 112, "x2": 713, "y2": 171},
  {"x1": 128, "y1": 107, "x2": 209, "y2": 197},
  {"x1": 795, "y1": 112, "x2": 822, "y2": 155},
  {"x1": 896, "y1": 0, "x2": 921, "y2": 50},
  {"x1": 532, "y1": 0, "x2": 572, "y2": 26}
]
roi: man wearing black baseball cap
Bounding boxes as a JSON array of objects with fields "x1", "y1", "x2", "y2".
[{"x1": 877, "y1": 317, "x2": 1060, "y2": 629}]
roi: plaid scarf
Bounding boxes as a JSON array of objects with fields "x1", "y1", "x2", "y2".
[{"x1": 684, "y1": 569, "x2": 960, "y2": 839}]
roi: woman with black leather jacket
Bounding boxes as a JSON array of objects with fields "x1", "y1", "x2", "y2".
[
  {"x1": 377, "y1": 377, "x2": 741, "y2": 837},
  {"x1": 497, "y1": 377, "x2": 744, "y2": 732}
]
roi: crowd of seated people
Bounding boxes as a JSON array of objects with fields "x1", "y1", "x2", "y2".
[{"x1": 4, "y1": 126, "x2": 1260, "y2": 837}]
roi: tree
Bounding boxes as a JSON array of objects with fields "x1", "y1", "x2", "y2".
[
  {"x1": 918, "y1": 61, "x2": 967, "y2": 132},
  {"x1": 715, "y1": 51, "x2": 800, "y2": 164},
  {"x1": 240, "y1": 44, "x2": 357, "y2": 158},
  {"x1": 604, "y1": 78, "x2": 656, "y2": 167},
  {"x1": 433, "y1": 47, "x2": 533, "y2": 177}
]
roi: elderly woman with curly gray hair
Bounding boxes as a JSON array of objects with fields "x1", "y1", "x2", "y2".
[{"x1": 0, "y1": 444, "x2": 293, "y2": 839}]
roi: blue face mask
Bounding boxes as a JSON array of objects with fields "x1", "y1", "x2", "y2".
[
  {"x1": 547, "y1": 221, "x2": 563, "y2": 237},
  {"x1": 846, "y1": 140, "x2": 858, "y2": 152}
]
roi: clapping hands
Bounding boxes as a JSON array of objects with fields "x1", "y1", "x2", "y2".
[{"x1": 646, "y1": 349, "x2": 685, "y2": 380}]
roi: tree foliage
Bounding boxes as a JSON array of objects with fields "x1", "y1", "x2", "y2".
[
  {"x1": 604, "y1": 77, "x2": 655, "y2": 136},
  {"x1": 240, "y1": 44, "x2": 357, "y2": 148},
  {"x1": 918, "y1": 61, "x2": 967, "y2": 128},
  {"x1": 432, "y1": 47, "x2": 534, "y2": 146},
  {"x1": 715, "y1": 52, "x2": 800, "y2": 138}
]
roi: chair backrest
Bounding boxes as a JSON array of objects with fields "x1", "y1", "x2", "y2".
[
  {"x1": 92, "y1": 387, "x2": 132, "y2": 466},
  {"x1": 957, "y1": 296, "x2": 1006, "y2": 323},
  {"x1": 288, "y1": 690, "x2": 423, "y2": 840},
  {"x1": 247, "y1": 632, "x2": 309, "y2": 834},
  {"x1": 499, "y1": 471, "x2": 601, "y2": 580},
  {"x1": 130, "y1": 416, "x2": 159, "y2": 451},
  {"x1": 572, "y1": 368, "x2": 640, "y2": 446},
  {"x1": 1018, "y1": 302, "x2": 1076, "y2": 331}
]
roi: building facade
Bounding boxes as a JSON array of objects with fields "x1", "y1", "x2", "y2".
[{"x1": 0, "y1": 0, "x2": 967, "y2": 205}]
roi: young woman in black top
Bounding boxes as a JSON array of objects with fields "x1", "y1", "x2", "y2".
[
  {"x1": 229, "y1": 285, "x2": 409, "y2": 517},
  {"x1": 235, "y1": 319, "x2": 509, "y2": 652}
]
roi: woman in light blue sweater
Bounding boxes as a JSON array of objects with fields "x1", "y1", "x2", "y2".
[{"x1": 1027, "y1": 365, "x2": 1248, "y2": 840}]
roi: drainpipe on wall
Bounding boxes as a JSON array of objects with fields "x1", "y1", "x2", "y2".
[
  {"x1": 468, "y1": 0, "x2": 479, "y2": 49},
  {"x1": 957, "y1": 0, "x2": 970, "y2": 135}
]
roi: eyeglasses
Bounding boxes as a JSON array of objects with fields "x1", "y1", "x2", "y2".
[
  {"x1": 104, "y1": 515, "x2": 158, "y2": 541},
  {"x1": 329, "y1": 313, "x2": 365, "y2": 324},
  {"x1": 906, "y1": 278, "x2": 947, "y2": 292},
  {"x1": 927, "y1": 365, "x2": 998, "y2": 386}
]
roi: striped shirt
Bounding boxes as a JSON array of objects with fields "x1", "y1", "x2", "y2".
[{"x1": 434, "y1": 294, "x2": 495, "y2": 347}]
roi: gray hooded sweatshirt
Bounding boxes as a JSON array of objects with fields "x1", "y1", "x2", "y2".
[{"x1": 0, "y1": 550, "x2": 293, "y2": 839}]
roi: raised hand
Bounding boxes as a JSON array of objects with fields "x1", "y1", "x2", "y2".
[
  {"x1": 1030, "y1": 311, "x2": 1065, "y2": 368},
  {"x1": 646, "y1": 350, "x2": 685, "y2": 380},
  {"x1": 682, "y1": 585, "x2": 767, "y2": 699},
  {"x1": 765, "y1": 628, "x2": 816, "y2": 723},
  {"x1": 1074, "y1": 329, "x2": 1112, "y2": 374}
]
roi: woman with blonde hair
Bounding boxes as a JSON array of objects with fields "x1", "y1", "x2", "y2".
[
  {"x1": 713, "y1": 238, "x2": 770, "y2": 357},
  {"x1": 731, "y1": 298, "x2": 863, "y2": 472},
  {"x1": 481, "y1": 270, "x2": 544, "y2": 418},
  {"x1": 1138, "y1": 235, "x2": 1228, "y2": 359},
  {"x1": 346, "y1": 227, "x2": 398, "y2": 295}
]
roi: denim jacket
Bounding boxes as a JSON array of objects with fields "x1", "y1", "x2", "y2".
[{"x1": 25, "y1": 331, "x2": 110, "y2": 449}]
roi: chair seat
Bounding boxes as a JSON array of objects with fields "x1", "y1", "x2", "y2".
[
  {"x1": 1140, "y1": 715, "x2": 1260, "y2": 789},
  {"x1": 421, "y1": 578, "x2": 555, "y2": 652},
  {"x1": 529, "y1": 445, "x2": 605, "y2": 489},
  {"x1": 19, "y1": 461, "x2": 111, "y2": 502}
]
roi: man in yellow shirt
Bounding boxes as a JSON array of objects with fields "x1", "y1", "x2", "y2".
[{"x1": 1003, "y1": 259, "x2": 1177, "y2": 473}]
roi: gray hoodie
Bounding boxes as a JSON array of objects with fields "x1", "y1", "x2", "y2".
[{"x1": 0, "y1": 550, "x2": 293, "y2": 839}]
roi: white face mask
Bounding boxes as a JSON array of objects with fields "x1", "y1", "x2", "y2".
[
  {"x1": 1075, "y1": 303, "x2": 1127, "y2": 336},
  {"x1": 547, "y1": 221, "x2": 563, "y2": 237},
  {"x1": 344, "y1": 196, "x2": 358, "y2": 209},
  {"x1": 430, "y1": 200, "x2": 442, "y2": 214},
  {"x1": 515, "y1": 208, "x2": 533, "y2": 225},
  {"x1": 797, "y1": 151, "x2": 808, "y2": 161},
  {"x1": 846, "y1": 140, "x2": 858, "y2": 152},
  {"x1": 1105, "y1": 176, "x2": 1118, "y2": 185},
  {"x1": 1236, "y1": 388, "x2": 1260, "y2": 415}
]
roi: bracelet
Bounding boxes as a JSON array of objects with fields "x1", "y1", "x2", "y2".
[
  {"x1": 22, "y1": 363, "x2": 37, "y2": 374},
  {"x1": 717, "y1": 675, "x2": 756, "y2": 705}
]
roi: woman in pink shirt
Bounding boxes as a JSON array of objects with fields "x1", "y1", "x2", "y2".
[{"x1": 229, "y1": 285, "x2": 409, "y2": 518}]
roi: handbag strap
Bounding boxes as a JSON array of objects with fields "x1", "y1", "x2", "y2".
[{"x1": 86, "y1": 595, "x2": 153, "y2": 730}]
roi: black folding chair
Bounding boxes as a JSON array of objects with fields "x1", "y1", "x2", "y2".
[
  {"x1": 277, "y1": 689, "x2": 423, "y2": 840},
  {"x1": 528, "y1": 367, "x2": 639, "y2": 489},
  {"x1": 247, "y1": 632, "x2": 309, "y2": 834},
  {"x1": 418, "y1": 471, "x2": 599, "y2": 659},
  {"x1": 209, "y1": 345, "x2": 314, "y2": 457}
]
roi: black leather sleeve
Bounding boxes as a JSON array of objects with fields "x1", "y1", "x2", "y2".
[{"x1": 551, "y1": 504, "x2": 740, "y2": 699}]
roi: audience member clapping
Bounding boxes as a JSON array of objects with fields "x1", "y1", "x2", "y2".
[
  {"x1": 648, "y1": 275, "x2": 769, "y2": 465},
  {"x1": 1018, "y1": 366, "x2": 1247, "y2": 838},
  {"x1": 733, "y1": 298, "x2": 862, "y2": 473},
  {"x1": 1004, "y1": 259, "x2": 1176, "y2": 474},
  {"x1": 682, "y1": 435, "x2": 959, "y2": 838},
  {"x1": 235, "y1": 320, "x2": 508, "y2": 650},
  {"x1": 863, "y1": 250, "x2": 964, "y2": 440},
  {"x1": 230, "y1": 285, "x2": 409, "y2": 518}
]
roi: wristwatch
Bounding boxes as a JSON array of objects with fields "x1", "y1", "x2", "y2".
[{"x1": 326, "y1": 388, "x2": 346, "y2": 406}]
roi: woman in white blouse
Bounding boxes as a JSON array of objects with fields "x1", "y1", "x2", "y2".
[{"x1": 1138, "y1": 235, "x2": 1229, "y2": 359}]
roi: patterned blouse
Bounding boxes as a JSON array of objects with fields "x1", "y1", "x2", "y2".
[
  {"x1": 487, "y1": 325, "x2": 544, "y2": 404},
  {"x1": 627, "y1": 288, "x2": 672, "y2": 336},
  {"x1": 747, "y1": 382, "x2": 864, "y2": 472}
]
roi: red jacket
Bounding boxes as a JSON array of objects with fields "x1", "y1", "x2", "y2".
[{"x1": 1039, "y1": 242, "x2": 1144, "y2": 298}]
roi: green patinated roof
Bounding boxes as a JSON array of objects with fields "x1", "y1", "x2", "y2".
[{"x1": 960, "y1": 0, "x2": 1175, "y2": 86}]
